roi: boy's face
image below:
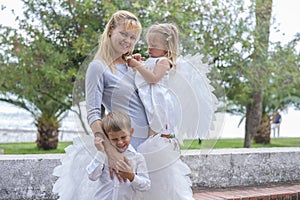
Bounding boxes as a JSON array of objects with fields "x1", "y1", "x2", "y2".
[{"x1": 107, "y1": 128, "x2": 133, "y2": 152}]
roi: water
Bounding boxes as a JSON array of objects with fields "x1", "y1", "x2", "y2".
[
  {"x1": 0, "y1": 102, "x2": 84, "y2": 143},
  {"x1": 0, "y1": 101, "x2": 299, "y2": 143}
]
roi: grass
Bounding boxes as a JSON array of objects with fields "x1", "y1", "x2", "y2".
[
  {"x1": 0, "y1": 142, "x2": 72, "y2": 154},
  {"x1": 181, "y1": 137, "x2": 300, "y2": 149},
  {"x1": 0, "y1": 138, "x2": 299, "y2": 154}
]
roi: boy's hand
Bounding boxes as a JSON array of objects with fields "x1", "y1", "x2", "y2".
[
  {"x1": 94, "y1": 134, "x2": 104, "y2": 152},
  {"x1": 116, "y1": 157, "x2": 135, "y2": 182}
]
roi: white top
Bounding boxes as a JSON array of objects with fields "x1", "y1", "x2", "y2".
[
  {"x1": 135, "y1": 57, "x2": 177, "y2": 134},
  {"x1": 86, "y1": 144, "x2": 151, "y2": 200}
]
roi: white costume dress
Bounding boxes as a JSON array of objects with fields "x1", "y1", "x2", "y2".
[
  {"x1": 52, "y1": 54, "x2": 218, "y2": 200},
  {"x1": 134, "y1": 57, "x2": 194, "y2": 200}
]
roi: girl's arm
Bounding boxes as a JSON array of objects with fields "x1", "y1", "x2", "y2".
[{"x1": 128, "y1": 58, "x2": 170, "y2": 84}]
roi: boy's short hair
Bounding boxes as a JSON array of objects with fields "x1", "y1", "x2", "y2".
[{"x1": 102, "y1": 110, "x2": 131, "y2": 134}]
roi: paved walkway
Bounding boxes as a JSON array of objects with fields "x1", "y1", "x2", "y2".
[{"x1": 192, "y1": 182, "x2": 300, "y2": 200}]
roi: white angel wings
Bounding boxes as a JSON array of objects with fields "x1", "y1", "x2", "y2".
[{"x1": 169, "y1": 53, "x2": 218, "y2": 143}]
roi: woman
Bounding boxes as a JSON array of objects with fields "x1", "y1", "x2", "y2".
[
  {"x1": 85, "y1": 10, "x2": 149, "y2": 171},
  {"x1": 53, "y1": 10, "x2": 149, "y2": 200}
]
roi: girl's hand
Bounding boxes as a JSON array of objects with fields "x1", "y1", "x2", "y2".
[
  {"x1": 132, "y1": 53, "x2": 145, "y2": 61},
  {"x1": 127, "y1": 57, "x2": 143, "y2": 69}
]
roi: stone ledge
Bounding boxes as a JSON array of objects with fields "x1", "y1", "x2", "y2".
[
  {"x1": 0, "y1": 147, "x2": 300, "y2": 199},
  {"x1": 181, "y1": 147, "x2": 300, "y2": 189}
]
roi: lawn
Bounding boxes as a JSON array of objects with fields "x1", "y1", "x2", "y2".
[
  {"x1": 0, "y1": 137, "x2": 299, "y2": 154},
  {"x1": 180, "y1": 137, "x2": 300, "y2": 149}
]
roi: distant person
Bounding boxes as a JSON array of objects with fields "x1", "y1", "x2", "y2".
[
  {"x1": 271, "y1": 111, "x2": 282, "y2": 137},
  {"x1": 86, "y1": 110, "x2": 151, "y2": 200}
]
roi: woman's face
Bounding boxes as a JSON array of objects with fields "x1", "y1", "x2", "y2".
[{"x1": 110, "y1": 24, "x2": 139, "y2": 57}]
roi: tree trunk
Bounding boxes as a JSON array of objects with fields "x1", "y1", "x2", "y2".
[
  {"x1": 253, "y1": 113, "x2": 271, "y2": 144},
  {"x1": 36, "y1": 115, "x2": 59, "y2": 150},
  {"x1": 244, "y1": 0, "x2": 272, "y2": 147},
  {"x1": 244, "y1": 89, "x2": 263, "y2": 148}
]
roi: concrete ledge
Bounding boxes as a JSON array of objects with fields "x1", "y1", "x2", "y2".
[
  {"x1": 0, "y1": 147, "x2": 300, "y2": 199},
  {"x1": 181, "y1": 147, "x2": 300, "y2": 188}
]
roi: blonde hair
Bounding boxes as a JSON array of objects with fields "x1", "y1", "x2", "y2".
[
  {"x1": 146, "y1": 23, "x2": 179, "y2": 67},
  {"x1": 102, "y1": 110, "x2": 131, "y2": 134},
  {"x1": 95, "y1": 10, "x2": 142, "y2": 72}
]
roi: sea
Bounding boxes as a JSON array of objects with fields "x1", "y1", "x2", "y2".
[{"x1": 0, "y1": 101, "x2": 299, "y2": 143}]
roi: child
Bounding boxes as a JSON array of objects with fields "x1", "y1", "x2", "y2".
[
  {"x1": 86, "y1": 110, "x2": 151, "y2": 200},
  {"x1": 127, "y1": 23, "x2": 195, "y2": 200},
  {"x1": 128, "y1": 23, "x2": 178, "y2": 137}
]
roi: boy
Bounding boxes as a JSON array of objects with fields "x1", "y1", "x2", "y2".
[{"x1": 86, "y1": 110, "x2": 151, "y2": 200}]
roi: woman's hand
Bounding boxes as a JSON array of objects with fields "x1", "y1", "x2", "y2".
[
  {"x1": 116, "y1": 157, "x2": 135, "y2": 182},
  {"x1": 91, "y1": 120, "x2": 127, "y2": 182},
  {"x1": 105, "y1": 144, "x2": 128, "y2": 182}
]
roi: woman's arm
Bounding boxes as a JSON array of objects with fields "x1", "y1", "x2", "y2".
[
  {"x1": 86, "y1": 61, "x2": 125, "y2": 180},
  {"x1": 128, "y1": 58, "x2": 170, "y2": 84},
  {"x1": 90, "y1": 119, "x2": 126, "y2": 181}
]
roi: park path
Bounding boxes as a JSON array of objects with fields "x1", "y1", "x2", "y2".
[{"x1": 192, "y1": 182, "x2": 300, "y2": 199}]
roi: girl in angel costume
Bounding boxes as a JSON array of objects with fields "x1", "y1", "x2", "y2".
[
  {"x1": 127, "y1": 23, "x2": 217, "y2": 200},
  {"x1": 52, "y1": 19, "x2": 217, "y2": 200}
]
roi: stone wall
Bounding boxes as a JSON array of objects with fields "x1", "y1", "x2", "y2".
[
  {"x1": 0, "y1": 147, "x2": 300, "y2": 200},
  {"x1": 181, "y1": 147, "x2": 300, "y2": 188}
]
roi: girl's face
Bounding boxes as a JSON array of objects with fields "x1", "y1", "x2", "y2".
[
  {"x1": 107, "y1": 128, "x2": 133, "y2": 152},
  {"x1": 147, "y1": 35, "x2": 167, "y2": 58},
  {"x1": 110, "y1": 24, "x2": 139, "y2": 57}
]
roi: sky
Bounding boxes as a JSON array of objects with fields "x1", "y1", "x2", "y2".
[
  {"x1": 0, "y1": 0, "x2": 299, "y2": 138},
  {"x1": 1, "y1": 0, "x2": 300, "y2": 43}
]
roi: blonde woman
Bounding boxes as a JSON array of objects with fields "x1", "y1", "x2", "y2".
[
  {"x1": 53, "y1": 11, "x2": 150, "y2": 200},
  {"x1": 85, "y1": 10, "x2": 150, "y2": 173}
]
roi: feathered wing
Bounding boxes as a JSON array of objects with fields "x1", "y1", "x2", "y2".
[
  {"x1": 169, "y1": 53, "x2": 218, "y2": 143},
  {"x1": 52, "y1": 135, "x2": 98, "y2": 200}
]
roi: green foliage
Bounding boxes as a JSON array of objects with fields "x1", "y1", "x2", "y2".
[
  {"x1": 0, "y1": 0, "x2": 299, "y2": 146},
  {"x1": 0, "y1": 0, "x2": 108, "y2": 126}
]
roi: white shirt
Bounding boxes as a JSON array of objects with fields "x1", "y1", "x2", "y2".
[{"x1": 86, "y1": 145, "x2": 151, "y2": 200}]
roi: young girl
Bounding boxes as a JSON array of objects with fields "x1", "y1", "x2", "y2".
[{"x1": 127, "y1": 23, "x2": 195, "y2": 200}]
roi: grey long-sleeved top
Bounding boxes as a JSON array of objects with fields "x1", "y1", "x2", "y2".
[{"x1": 85, "y1": 59, "x2": 149, "y2": 139}]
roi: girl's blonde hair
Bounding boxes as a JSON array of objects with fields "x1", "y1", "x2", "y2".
[
  {"x1": 146, "y1": 23, "x2": 179, "y2": 67},
  {"x1": 95, "y1": 10, "x2": 142, "y2": 72},
  {"x1": 102, "y1": 110, "x2": 131, "y2": 134}
]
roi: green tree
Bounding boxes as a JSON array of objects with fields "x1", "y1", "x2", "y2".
[
  {"x1": 1, "y1": 0, "x2": 299, "y2": 150},
  {"x1": 0, "y1": 0, "x2": 108, "y2": 149}
]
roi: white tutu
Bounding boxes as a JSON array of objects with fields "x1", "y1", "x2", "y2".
[
  {"x1": 137, "y1": 134, "x2": 194, "y2": 200},
  {"x1": 52, "y1": 135, "x2": 98, "y2": 200}
]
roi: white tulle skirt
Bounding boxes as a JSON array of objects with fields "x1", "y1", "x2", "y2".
[
  {"x1": 137, "y1": 134, "x2": 195, "y2": 200},
  {"x1": 52, "y1": 135, "x2": 98, "y2": 200}
]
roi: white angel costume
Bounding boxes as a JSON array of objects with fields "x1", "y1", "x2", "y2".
[
  {"x1": 133, "y1": 55, "x2": 217, "y2": 200},
  {"x1": 52, "y1": 54, "x2": 218, "y2": 200}
]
